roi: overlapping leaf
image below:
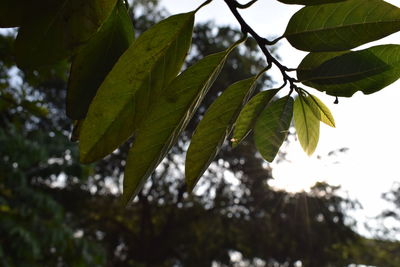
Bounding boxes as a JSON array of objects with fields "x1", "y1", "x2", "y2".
[
  {"x1": 303, "y1": 93, "x2": 335, "y2": 127},
  {"x1": 285, "y1": 0, "x2": 400, "y2": 52},
  {"x1": 67, "y1": 1, "x2": 134, "y2": 120},
  {"x1": 297, "y1": 45, "x2": 400, "y2": 97},
  {"x1": 122, "y1": 40, "x2": 243, "y2": 204},
  {"x1": 79, "y1": 12, "x2": 195, "y2": 163},
  {"x1": 185, "y1": 76, "x2": 259, "y2": 192},
  {"x1": 15, "y1": 0, "x2": 118, "y2": 68},
  {"x1": 294, "y1": 95, "x2": 320, "y2": 155},
  {"x1": 277, "y1": 0, "x2": 345, "y2": 5},
  {"x1": 232, "y1": 89, "x2": 278, "y2": 147},
  {"x1": 254, "y1": 96, "x2": 293, "y2": 162}
]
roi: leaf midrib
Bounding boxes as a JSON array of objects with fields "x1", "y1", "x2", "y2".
[
  {"x1": 300, "y1": 63, "x2": 397, "y2": 82},
  {"x1": 286, "y1": 19, "x2": 400, "y2": 37},
  {"x1": 84, "y1": 13, "x2": 194, "y2": 159}
]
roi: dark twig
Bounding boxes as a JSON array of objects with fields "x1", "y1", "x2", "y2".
[
  {"x1": 224, "y1": 0, "x2": 299, "y2": 94},
  {"x1": 234, "y1": 0, "x2": 258, "y2": 9}
]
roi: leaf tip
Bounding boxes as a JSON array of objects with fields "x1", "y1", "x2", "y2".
[{"x1": 230, "y1": 137, "x2": 240, "y2": 147}]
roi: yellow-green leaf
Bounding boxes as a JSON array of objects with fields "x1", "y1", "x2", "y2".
[
  {"x1": 254, "y1": 96, "x2": 293, "y2": 162},
  {"x1": 67, "y1": 0, "x2": 134, "y2": 120},
  {"x1": 303, "y1": 93, "x2": 335, "y2": 127},
  {"x1": 185, "y1": 76, "x2": 259, "y2": 192},
  {"x1": 79, "y1": 12, "x2": 195, "y2": 163},
  {"x1": 122, "y1": 39, "x2": 244, "y2": 204},
  {"x1": 232, "y1": 89, "x2": 278, "y2": 147},
  {"x1": 294, "y1": 95, "x2": 320, "y2": 156}
]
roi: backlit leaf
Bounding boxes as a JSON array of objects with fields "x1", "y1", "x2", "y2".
[
  {"x1": 66, "y1": 0, "x2": 134, "y2": 120},
  {"x1": 122, "y1": 40, "x2": 243, "y2": 204},
  {"x1": 297, "y1": 45, "x2": 400, "y2": 97},
  {"x1": 303, "y1": 93, "x2": 335, "y2": 127},
  {"x1": 15, "y1": 0, "x2": 118, "y2": 68},
  {"x1": 79, "y1": 12, "x2": 195, "y2": 163},
  {"x1": 232, "y1": 89, "x2": 278, "y2": 147},
  {"x1": 294, "y1": 95, "x2": 320, "y2": 155},
  {"x1": 277, "y1": 0, "x2": 345, "y2": 5},
  {"x1": 254, "y1": 96, "x2": 293, "y2": 162},
  {"x1": 284, "y1": 0, "x2": 400, "y2": 52},
  {"x1": 185, "y1": 76, "x2": 259, "y2": 192}
]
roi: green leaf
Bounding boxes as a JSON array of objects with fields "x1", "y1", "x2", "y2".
[
  {"x1": 293, "y1": 95, "x2": 320, "y2": 156},
  {"x1": 297, "y1": 44, "x2": 400, "y2": 97},
  {"x1": 277, "y1": 0, "x2": 345, "y2": 5},
  {"x1": 185, "y1": 76, "x2": 259, "y2": 192},
  {"x1": 284, "y1": 0, "x2": 400, "y2": 52},
  {"x1": 66, "y1": 0, "x2": 134, "y2": 120},
  {"x1": 254, "y1": 96, "x2": 293, "y2": 162},
  {"x1": 15, "y1": 0, "x2": 118, "y2": 68},
  {"x1": 303, "y1": 92, "x2": 335, "y2": 127},
  {"x1": 79, "y1": 12, "x2": 195, "y2": 163},
  {"x1": 232, "y1": 89, "x2": 278, "y2": 147},
  {"x1": 0, "y1": 0, "x2": 24, "y2": 27},
  {"x1": 122, "y1": 40, "x2": 243, "y2": 204}
]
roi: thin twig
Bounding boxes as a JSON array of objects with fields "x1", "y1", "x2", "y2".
[
  {"x1": 235, "y1": 0, "x2": 258, "y2": 9},
  {"x1": 224, "y1": 0, "x2": 299, "y2": 92}
]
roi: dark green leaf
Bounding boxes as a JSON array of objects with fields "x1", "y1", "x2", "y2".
[
  {"x1": 254, "y1": 96, "x2": 293, "y2": 162},
  {"x1": 232, "y1": 89, "x2": 278, "y2": 147},
  {"x1": 15, "y1": 0, "x2": 118, "y2": 68},
  {"x1": 303, "y1": 92, "x2": 335, "y2": 127},
  {"x1": 277, "y1": 0, "x2": 345, "y2": 5},
  {"x1": 122, "y1": 40, "x2": 243, "y2": 204},
  {"x1": 293, "y1": 95, "x2": 320, "y2": 155},
  {"x1": 79, "y1": 12, "x2": 195, "y2": 163},
  {"x1": 284, "y1": 0, "x2": 400, "y2": 51},
  {"x1": 185, "y1": 76, "x2": 259, "y2": 192},
  {"x1": 66, "y1": 1, "x2": 134, "y2": 120},
  {"x1": 297, "y1": 45, "x2": 400, "y2": 97},
  {"x1": 0, "y1": 0, "x2": 24, "y2": 27}
]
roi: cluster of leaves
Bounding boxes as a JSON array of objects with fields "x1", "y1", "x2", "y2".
[
  {"x1": 1, "y1": 0, "x2": 399, "y2": 204},
  {"x1": 2, "y1": 2, "x2": 400, "y2": 265}
]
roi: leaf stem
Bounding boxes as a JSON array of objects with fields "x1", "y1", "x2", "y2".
[{"x1": 195, "y1": 0, "x2": 213, "y2": 12}]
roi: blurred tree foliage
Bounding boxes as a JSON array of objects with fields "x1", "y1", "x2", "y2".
[{"x1": 1, "y1": 1, "x2": 400, "y2": 266}]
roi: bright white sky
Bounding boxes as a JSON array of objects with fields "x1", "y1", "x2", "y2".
[{"x1": 160, "y1": 0, "x2": 400, "y2": 235}]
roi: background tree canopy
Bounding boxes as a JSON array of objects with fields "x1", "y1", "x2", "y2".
[{"x1": 1, "y1": 0, "x2": 400, "y2": 266}]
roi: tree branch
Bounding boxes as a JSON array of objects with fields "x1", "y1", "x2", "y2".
[{"x1": 224, "y1": 0, "x2": 299, "y2": 92}]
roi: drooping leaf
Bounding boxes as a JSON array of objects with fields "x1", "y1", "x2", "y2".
[
  {"x1": 79, "y1": 12, "x2": 195, "y2": 163},
  {"x1": 185, "y1": 76, "x2": 259, "y2": 192},
  {"x1": 293, "y1": 95, "x2": 320, "y2": 155},
  {"x1": 277, "y1": 0, "x2": 345, "y2": 5},
  {"x1": 297, "y1": 44, "x2": 400, "y2": 97},
  {"x1": 284, "y1": 0, "x2": 400, "y2": 52},
  {"x1": 254, "y1": 96, "x2": 294, "y2": 162},
  {"x1": 15, "y1": 0, "x2": 118, "y2": 68},
  {"x1": 232, "y1": 89, "x2": 278, "y2": 147},
  {"x1": 0, "y1": 0, "x2": 24, "y2": 27},
  {"x1": 66, "y1": 0, "x2": 134, "y2": 120},
  {"x1": 303, "y1": 92, "x2": 335, "y2": 127},
  {"x1": 122, "y1": 39, "x2": 244, "y2": 204}
]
